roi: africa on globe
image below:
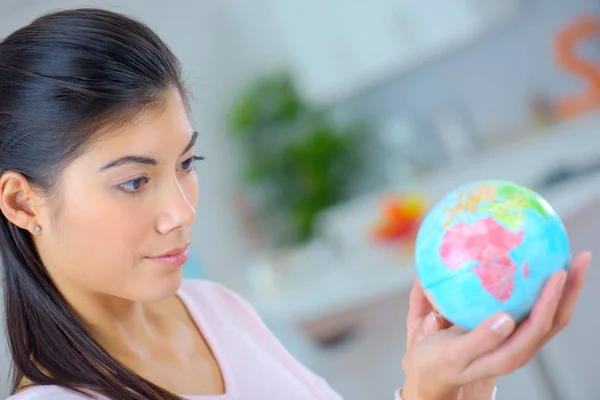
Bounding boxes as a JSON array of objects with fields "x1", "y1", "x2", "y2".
[{"x1": 414, "y1": 179, "x2": 570, "y2": 330}]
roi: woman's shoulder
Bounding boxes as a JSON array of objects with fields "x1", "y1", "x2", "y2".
[
  {"x1": 6, "y1": 386, "x2": 103, "y2": 400},
  {"x1": 179, "y1": 279, "x2": 258, "y2": 313},
  {"x1": 179, "y1": 278, "x2": 236, "y2": 297},
  {"x1": 178, "y1": 279, "x2": 264, "y2": 326}
]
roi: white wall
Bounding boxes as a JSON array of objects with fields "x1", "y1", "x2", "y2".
[{"x1": 336, "y1": 0, "x2": 600, "y2": 152}]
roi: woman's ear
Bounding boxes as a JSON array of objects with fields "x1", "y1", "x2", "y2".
[{"x1": 0, "y1": 171, "x2": 41, "y2": 233}]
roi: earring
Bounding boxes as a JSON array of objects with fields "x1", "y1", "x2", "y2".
[{"x1": 33, "y1": 226, "x2": 41, "y2": 233}]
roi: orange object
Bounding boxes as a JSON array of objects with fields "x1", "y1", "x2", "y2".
[
  {"x1": 372, "y1": 193, "x2": 427, "y2": 242},
  {"x1": 553, "y1": 15, "x2": 600, "y2": 120}
]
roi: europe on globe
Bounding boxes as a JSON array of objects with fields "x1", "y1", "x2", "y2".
[{"x1": 414, "y1": 179, "x2": 570, "y2": 330}]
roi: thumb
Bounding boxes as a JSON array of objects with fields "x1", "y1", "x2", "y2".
[{"x1": 454, "y1": 313, "x2": 516, "y2": 367}]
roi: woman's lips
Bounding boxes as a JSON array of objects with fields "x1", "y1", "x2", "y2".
[{"x1": 147, "y1": 246, "x2": 190, "y2": 267}]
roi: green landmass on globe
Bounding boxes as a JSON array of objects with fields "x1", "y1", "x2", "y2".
[{"x1": 443, "y1": 182, "x2": 549, "y2": 230}]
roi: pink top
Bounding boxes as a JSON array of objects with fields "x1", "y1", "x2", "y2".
[{"x1": 6, "y1": 280, "x2": 496, "y2": 400}]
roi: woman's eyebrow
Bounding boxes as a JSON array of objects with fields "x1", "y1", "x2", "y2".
[{"x1": 99, "y1": 131, "x2": 198, "y2": 172}]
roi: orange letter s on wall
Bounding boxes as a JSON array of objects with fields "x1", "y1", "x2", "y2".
[{"x1": 554, "y1": 15, "x2": 600, "y2": 120}]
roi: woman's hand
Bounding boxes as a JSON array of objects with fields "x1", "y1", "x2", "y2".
[
  {"x1": 402, "y1": 281, "x2": 498, "y2": 400},
  {"x1": 401, "y1": 251, "x2": 591, "y2": 400}
]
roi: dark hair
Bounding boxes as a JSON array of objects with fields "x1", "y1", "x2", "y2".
[{"x1": 0, "y1": 8, "x2": 188, "y2": 399}]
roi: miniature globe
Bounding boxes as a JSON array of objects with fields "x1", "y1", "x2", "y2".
[{"x1": 414, "y1": 179, "x2": 570, "y2": 330}]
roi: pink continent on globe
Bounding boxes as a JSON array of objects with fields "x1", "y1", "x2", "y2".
[{"x1": 440, "y1": 217, "x2": 524, "y2": 301}]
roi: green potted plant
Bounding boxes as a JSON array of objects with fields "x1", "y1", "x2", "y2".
[{"x1": 227, "y1": 71, "x2": 366, "y2": 246}]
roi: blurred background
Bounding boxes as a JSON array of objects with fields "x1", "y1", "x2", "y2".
[{"x1": 1, "y1": 0, "x2": 600, "y2": 399}]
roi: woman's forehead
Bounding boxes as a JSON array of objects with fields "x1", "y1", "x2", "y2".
[{"x1": 84, "y1": 92, "x2": 193, "y2": 162}]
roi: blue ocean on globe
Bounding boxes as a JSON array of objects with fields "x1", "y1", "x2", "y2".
[{"x1": 414, "y1": 179, "x2": 570, "y2": 330}]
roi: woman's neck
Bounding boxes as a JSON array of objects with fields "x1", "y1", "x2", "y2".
[{"x1": 59, "y1": 282, "x2": 184, "y2": 361}]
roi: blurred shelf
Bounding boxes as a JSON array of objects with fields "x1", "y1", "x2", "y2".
[{"x1": 246, "y1": 256, "x2": 415, "y2": 322}]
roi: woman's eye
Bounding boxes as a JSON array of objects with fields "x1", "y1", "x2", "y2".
[
  {"x1": 118, "y1": 176, "x2": 150, "y2": 193},
  {"x1": 180, "y1": 157, "x2": 193, "y2": 172},
  {"x1": 179, "y1": 155, "x2": 204, "y2": 172}
]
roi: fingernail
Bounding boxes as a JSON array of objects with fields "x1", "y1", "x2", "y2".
[
  {"x1": 423, "y1": 312, "x2": 439, "y2": 334},
  {"x1": 560, "y1": 273, "x2": 568, "y2": 289},
  {"x1": 491, "y1": 314, "x2": 515, "y2": 336}
]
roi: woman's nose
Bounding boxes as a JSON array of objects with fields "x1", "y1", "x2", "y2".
[{"x1": 155, "y1": 180, "x2": 196, "y2": 234}]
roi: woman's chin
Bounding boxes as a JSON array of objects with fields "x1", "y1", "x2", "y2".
[{"x1": 133, "y1": 271, "x2": 184, "y2": 303}]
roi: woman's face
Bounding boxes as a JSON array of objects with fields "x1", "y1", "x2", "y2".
[{"x1": 34, "y1": 89, "x2": 199, "y2": 303}]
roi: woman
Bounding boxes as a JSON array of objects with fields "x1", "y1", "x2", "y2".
[{"x1": 0, "y1": 8, "x2": 590, "y2": 400}]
